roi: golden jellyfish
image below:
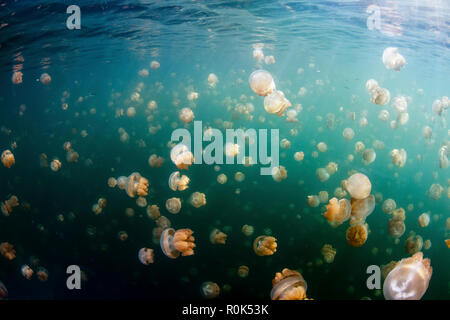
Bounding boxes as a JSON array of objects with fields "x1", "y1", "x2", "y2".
[
  {"x1": 12, "y1": 71, "x2": 23, "y2": 84},
  {"x1": 50, "y1": 159, "x2": 62, "y2": 172},
  {"x1": 390, "y1": 148, "x2": 407, "y2": 167},
  {"x1": 264, "y1": 90, "x2": 291, "y2": 116},
  {"x1": 0, "y1": 242, "x2": 16, "y2": 260},
  {"x1": 423, "y1": 240, "x2": 431, "y2": 250},
  {"x1": 363, "y1": 148, "x2": 376, "y2": 165},
  {"x1": 189, "y1": 192, "x2": 206, "y2": 208},
  {"x1": 92, "y1": 203, "x2": 102, "y2": 215},
  {"x1": 107, "y1": 177, "x2": 117, "y2": 188},
  {"x1": 126, "y1": 107, "x2": 136, "y2": 117},
  {"x1": 39, "y1": 73, "x2": 51, "y2": 85},
  {"x1": 342, "y1": 173, "x2": 371, "y2": 200},
  {"x1": 325, "y1": 162, "x2": 338, "y2": 175},
  {"x1": 392, "y1": 96, "x2": 408, "y2": 113},
  {"x1": 324, "y1": 197, "x2": 351, "y2": 227},
  {"x1": 271, "y1": 269, "x2": 308, "y2": 300},
  {"x1": 201, "y1": 281, "x2": 220, "y2": 299},
  {"x1": 371, "y1": 87, "x2": 391, "y2": 105},
  {"x1": 234, "y1": 172, "x2": 245, "y2": 182},
  {"x1": 280, "y1": 138, "x2": 291, "y2": 149},
  {"x1": 138, "y1": 69, "x2": 149, "y2": 77},
  {"x1": 118, "y1": 231, "x2": 128, "y2": 241},
  {"x1": 224, "y1": 142, "x2": 240, "y2": 158},
  {"x1": 170, "y1": 143, "x2": 194, "y2": 170},
  {"x1": 316, "y1": 168, "x2": 330, "y2": 182},
  {"x1": 418, "y1": 213, "x2": 430, "y2": 228},
  {"x1": 1, "y1": 195, "x2": 19, "y2": 216},
  {"x1": 207, "y1": 73, "x2": 219, "y2": 88},
  {"x1": 165, "y1": 197, "x2": 181, "y2": 214},
  {"x1": 117, "y1": 176, "x2": 127, "y2": 190},
  {"x1": 405, "y1": 233, "x2": 423, "y2": 255},
  {"x1": 346, "y1": 222, "x2": 368, "y2": 247},
  {"x1": 272, "y1": 166, "x2": 287, "y2": 182},
  {"x1": 124, "y1": 172, "x2": 149, "y2": 198},
  {"x1": 383, "y1": 252, "x2": 432, "y2": 300},
  {"x1": 382, "y1": 199, "x2": 396, "y2": 214},
  {"x1": 138, "y1": 248, "x2": 154, "y2": 265},
  {"x1": 148, "y1": 154, "x2": 164, "y2": 168},
  {"x1": 253, "y1": 235, "x2": 277, "y2": 256},
  {"x1": 210, "y1": 229, "x2": 227, "y2": 245},
  {"x1": 1, "y1": 150, "x2": 15, "y2": 168},
  {"x1": 321, "y1": 244, "x2": 337, "y2": 263},
  {"x1": 381, "y1": 261, "x2": 398, "y2": 280},
  {"x1": 187, "y1": 91, "x2": 199, "y2": 101},
  {"x1": 286, "y1": 108, "x2": 298, "y2": 122},
  {"x1": 21, "y1": 265, "x2": 34, "y2": 280},
  {"x1": 168, "y1": 171, "x2": 190, "y2": 191},
  {"x1": 217, "y1": 173, "x2": 227, "y2": 184},
  {"x1": 366, "y1": 79, "x2": 378, "y2": 92},
  {"x1": 350, "y1": 195, "x2": 375, "y2": 224},
  {"x1": 150, "y1": 60, "x2": 160, "y2": 69},
  {"x1": 445, "y1": 239, "x2": 450, "y2": 249},
  {"x1": 248, "y1": 70, "x2": 275, "y2": 96},
  {"x1": 146, "y1": 204, "x2": 160, "y2": 220},
  {"x1": 382, "y1": 47, "x2": 406, "y2": 71},
  {"x1": 294, "y1": 151, "x2": 304, "y2": 162},
  {"x1": 136, "y1": 197, "x2": 147, "y2": 208},
  {"x1": 179, "y1": 107, "x2": 194, "y2": 123},
  {"x1": 241, "y1": 224, "x2": 254, "y2": 237},
  {"x1": 237, "y1": 265, "x2": 249, "y2": 278},
  {"x1": 160, "y1": 228, "x2": 195, "y2": 258},
  {"x1": 428, "y1": 183, "x2": 443, "y2": 200},
  {"x1": 36, "y1": 267, "x2": 49, "y2": 282},
  {"x1": 334, "y1": 187, "x2": 347, "y2": 198},
  {"x1": 342, "y1": 127, "x2": 355, "y2": 141},
  {"x1": 422, "y1": 126, "x2": 432, "y2": 139},
  {"x1": 317, "y1": 142, "x2": 327, "y2": 152},
  {"x1": 307, "y1": 195, "x2": 320, "y2": 207}
]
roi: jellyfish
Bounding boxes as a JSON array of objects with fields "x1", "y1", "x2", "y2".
[
  {"x1": 346, "y1": 222, "x2": 368, "y2": 247},
  {"x1": 253, "y1": 46, "x2": 264, "y2": 62},
  {"x1": 12, "y1": 71, "x2": 23, "y2": 84},
  {"x1": 286, "y1": 109, "x2": 298, "y2": 122},
  {"x1": 307, "y1": 195, "x2": 320, "y2": 207},
  {"x1": 355, "y1": 141, "x2": 365, "y2": 154},
  {"x1": 390, "y1": 148, "x2": 407, "y2": 167},
  {"x1": 271, "y1": 269, "x2": 308, "y2": 300},
  {"x1": 334, "y1": 187, "x2": 347, "y2": 198},
  {"x1": 280, "y1": 138, "x2": 291, "y2": 149},
  {"x1": 189, "y1": 192, "x2": 206, "y2": 208},
  {"x1": 1, "y1": 150, "x2": 15, "y2": 168},
  {"x1": 36, "y1": 267, "x2": 49, "y2": 282},
  {"x1": 92, "y1": 203, "x2": 102, "y2": 215},
  {"x1": 422, "y1": 126, "x2": 432, "y2": 139},
  {"x1": 201, "y1": 281, "x2": 220, "y2": 299},
  {"x1": 21, "y1": 265, "x2": 34, "y2": 280},
  {"x1": 253, "y1": 235, "x2": 277, "y2": 256},
  {"x1": 445, "y1": 239, "x2": 450, "y2": 249},
  {"x1": 217, "y1": 173, "x2": 227, "y2": 184},
  {"x1": 1, "y1": 196, "x2": 19, "y2": 216},
  {"x1": 168, "y1": 171, "x2": 190, "y2": 191},
  {"x1": 318, "y1": 191, "x2": 328, "y2": 204},
  {"x1": 50, "y1": 159, "x2": 62, "y2": 172},
  {"x1": 160, "y1": 228, "x2": 196, "y2": 258},
  {"x1": 138, "y1": 69, "x2": 149, "y2": 77},
  {"x1": 265, "y1": 55, "x2": 275, "y2": 64},
  {"x1": 272, "y1": 166, "x2": 287, "y2": 182},
  {"x1": 125, "y1": 172, "x2": 149, "y2": 198},
  {"x1": 207, "y1": 73, "x2": 219, "y2": 88},
  {"x1": 264, "y1": 90, "x2": 291, "y2": 116},
  {"x1": 138, "y1": 248, "x2": 154, "y2": 265},
  {"x1": 325, "y1": 162, "x2": 338, "y2": 175},
  {"x1": 423, "y1": 240, "x2": 431, "y2": 250},
  {"x1": 237, "y1": 265, "x2": 249, "y2": 278},
  {"x1": 165, "y1": 197, "x2": 181, "y2": 214},
  {"x1": 439, "y1": 144, "x2": 449, "y2": 169},
  {"x1": 342, "y1": 128, "x2": 355, "y2": 141},
  {"x1": 418, "y1": 213, "x2": 430, "y2": 228},
  {"x1": 392, "y1": 96, "x2": 408, "y2": 113},
  {"x1": 146, "y1": 204, "x2": 160, "y2": 220},
  {"x1": 342, "y1": 173, "x2": 371, "y2": 200},
  {"x1": 383, "y1": 252, "x2": 432, "y2": 300},
  {"x1": 366, "y1": 79, "x2": 379, "y2": 92},
  {"x1": 378, "y1": 109, "x2": 390, "y2": 122},
  {"x1": 210, "y1": 229, "x2": 227, "y2": 245},
  {"x1": 118, "y1": 231, "x2": 128, "y2": 241},
  {"x1": 170, "y1": 143, "x2": 194, "y2": 170},
  {"x1": 371, "y1": 87, "x2": 391, "y2": 105},
  {"x1": 234, "y1": 172, "x2": 245, "y2": 182},
  {"x1": 126, "y1": 107, "x2": 136, "y2": 118},
  {"x1": 39, "y1": 73, "x2": 51, "y2": 85},
  {"x1": 388, "y1": 211, "x2": 406, "y2": 239},
  {"x1": 241, "y1": 224, "x2": 254, "y2": 237},
  {"x1": 321, "y1": 244, "x2": 337, "y2": 263},
  {"x1": 381, "y1": 261, "x2": 398, "y2": 280},
  {"x1": 382, "y1": 47, "x2": 406, "y2": 71},
  {"x1": 0, "y1": 281, "x2": 7, "y2": 300},
  {"x1": 362, "y1": 148, "x2": 376, "y2": 165},
  {"x1": 150, "y1": 61, "x2": 160, "y2": 69},
  {"x1": 428, "y1": 183, "x2": 443, "y2": 200},
  {"x1": 324, "y1": 198, "x2": 351, "y2": 227},
  {"x1": 382, "y1": 198, "x2": 396, "y2": 214},
  {"x1": 350, "y1": 195, "x2": 375, "y2": 224},
  {"x1": 248, "y1": 70, "x2": 275, "y2": 97},
  {"x1": 0, "y1": 242, "x2": 16, "y2": 260},
  {"x1": 294, "y1": 151, "x2": 304, "y2": 162},
  {"x1": 405, "y1": 233, "x2": 423, "y2": 255},
  {"x1": 179, "y1": 107, "x2": 194, "y2": 123},
  {"x1": 316, "y1": 168, "x2": 330, "y2": 182},
  {"x1": 148, "y1": 154, "x2": 164, "y2": 168}
]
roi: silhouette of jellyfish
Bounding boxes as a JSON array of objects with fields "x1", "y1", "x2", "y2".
[
  {"x1": 0, "y1": 242, "x2": 16, "y2": 260},
  {"x1": 350, "y1": 195, "x2": 375, "y2": 224},
  {"x1": 210, "y1": 229, "x2": 227, "y2": 245},
  {"x1": 324, "y1": 198, "x2": 351, "y2": 227},
  {"x1": 249, "y1": 70, "x2": 275, "y2": 96},
  {"x1": 346, "y1": 222, "x2": 368, "y2": 247},
  {"x1": 390, "y1": 148, "x2": 407, "y2": 167},
  {"x1": 321, "y1": 244, "x2": 336, "y2": 263},
  {"x1": 383, "y1": 252, "x2": 432, "y2": 300},
  {"x1": 189, "y1": 192, "x2": 206, "y2": 208},
  {"x1": 405, "y1": 233, "x2": 423, "y2": 255},
  {"x1": 21, "y1": 265, "x2": 34, "y2": 280},
  {"x1": 168, "y1": 171, "x2": 190, "y2": 191},
  {"x1": 125, "y1": 172, "x2": 149, "y2": 198},
  {"x1": 264, "y1": 90, "x2": 291, "y2": 116},
  {"x1": 1, "y1": 196, "x2": 19, "y2": 216},
  {"x1": 160, "y1": 228, "x2": 196, "y2": 258},
  {"x1": 201, "y1": 281, "x2": 220, "y2": 299},
  {"x1": 237, "y1": 265, "x2": 249, "y2": 278},
  {"x1": 146, "y1": 205, "x2": 160, "y2": 220},
  {"x1": 382, "y1": 47, "x2": 406, "y2": 71},
  {"x1": 170, "y1": 144, "x2": 194, "y2": 170},
  {"x1": 253, "y1": 235, "x2": 277, "y2": 256},
  {"x1": 342, "y1": 173, "x2": 371, "y2": 200},
  {"x1": 1, "y1": 150, "x2": 15, "y2": 168},
  {"x1": 138, "y1": 248, "x2": 154, "y2": 265},
  {"x1": 271, "y1": 269, "x2": 308, "y2": 300},
  {"x1": 0, "y1": 281, "x2": 7, "y2": 299}
]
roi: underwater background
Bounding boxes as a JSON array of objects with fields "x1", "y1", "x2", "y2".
[{"x1": 0, "y1": 0, "x2": 449, "y2": 299}]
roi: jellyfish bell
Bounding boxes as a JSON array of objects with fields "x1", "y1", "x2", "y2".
[
  {"x1": 342, "y1": 173, "x2": 372, "y2": 200},
  {"x1": 382, "y1": 198, "x2": 396, "y2": 214},
  {"x1": 179, "y1": 107, "x2": 194, "y2": 123},
  {"x1": 201, "y1": 281, "x2": 220, "y2": 299},
  {"x1": 383, "y1": 252, "x2": 432, "y2": 300},
  {"x1": 390, "y1": 148, "x2": 407, "y2": 167},
  {"x1": 170, "y1": 143, "x2": 194, "y2": 170},
  {"x1": 324, "y1": 198, "x2": 351, "y2": 227},
  {"x1": 346, "y1": 222, "x2": 369, "y2": 247},
  {"x1": 264, "y1": 90, "x2": 291, "y2": 116},
  {"x1": 405, "y1": 233, "x2": 423, "y2": 255},
  {"x1": 189, "y1": 192, "x2": 206, "y2": 208},
  {"x1": 439, "y1": 144, "x2": 449, "y2": 169},
  {"x1": 371, "y1": 87, "x2": 391, "y2": 106},
  {"x1": 39, "y1": 73, "x2": 51, "y2": 85},
  {"x1": 392, "y1": 96, "x2": 408, "y2": 113},
  {"x1": 253, "y1": 235, "x2": 277, "y2": 256},
  {"x1": 160, "y1": 228, "x2": 195, "y2": 259},
  {"x1": 388, "y1": 217, "x2": 406, "y2": 239},
  {"x1": 382, "y1": 47, "x2": 406, "y2": 71},
  {"x1": 350, "y1": 195, "x2": 375, "y2": 224},
  {"x1": 343, "y1": 128, "x2": 355, "y2": 141},
  {"x1": 207, "y1": 73, "x2": 219, "y2": 88},
  {"x1": 168, "y1": 171, "x2": 190, "y2": 191},
  {"x1": 272, "y1": 166, "x2": 287, "y2": 182},
  {"x1": 138, "y1": 248, "x2": 154, "y2": 265},
  {"x1": 165, "y1": 197, "x2": 181, "y2": 214},
  {"x1": 210, "y1": 229, "x2": 227, "y2": 245},
  {"x1": 125, "y1": 172, "x2": 149, "y2": 198},
  {"x1": 249, "y1": 70, "x2": 275, "y2": 96},
  {"x1": 271, "y1": 269, "x2": 308, "y2": 300},
  {"x1": 418, "y1": 213, "x2": 430, "y2": 228},
  {"x1": 321, "y1": 244, "x2": 337, "y2": 263},
  {"x1": 363, "y1": 148, "x2": 376, "y2": 165},
  {"x1": 378, "y1": 109, "x2": 390, "y2": 122},
  {"x1": 366, "y1": 79, "x2": 379, "y2": 92}
]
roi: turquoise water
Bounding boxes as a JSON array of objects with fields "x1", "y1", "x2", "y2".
[{"x1": 0, "y1": 0, "x2": 449, "y2": 299}]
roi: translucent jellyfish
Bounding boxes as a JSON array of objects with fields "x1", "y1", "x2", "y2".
[
  {"x1": 12, "y1": 71, "x2": 23, "y2": 84},
  {"x1": 264, "y1": 90, "x2": 291, "y2": 116},
  {"x1": 423, "y1": 240, "x2": 431, "y2": 250},
  {"x1": 150, "y1": 60, "x2": 160, "y2": 69},
  {"x1": 138, "y1": 248, "x2": 154, "y2": 265},
  {"x1": 390, "y1": 148, "x2": 407, "y2": 167},
  {"x1": 92, "y1": 203, "x2": 102, "y2": 215},
  {"x1": 294, "y1": 151, "x2": 304, "y2": 162},
  {"x1": 388, "y1": 210, "x2": 406, "y2": 239},
  {"x1": 321, "y1": 244, "x2": 337, "y2": 263},
  {"x1": 117, "y1": 176, "x2": 127, "y2": 190},
  {"x1": 318, "y1": 191, "x2": 328, "y2": 203},
  {"x1": 307, "y1": 195, "x2": 320, "y2": 207},
  {"x1": 381, "y1": 261, "x2": 398, "y2": 280},
  {"x1": 439, "y1": 144, "x2": 449, "y2": 169},
  {"x1": 170, "y1": 143, "x2": 194, "y2": 170},
  {"x1": 50, "y1": 159, "x2": 62, "y2": 172},
  {"x1": 280, "y1": 138, "x2": 291, "y2": 149},
  {"x1": 201, "y1": 281, "x2": 220, "y2": 299},
  {"x1": 422, "y1": 126, "x2": 432, "y2": 139},
  {"x1": 234, "y1": 172, "x2": 245, "y2": 182},
  {"x1": 125, "y1": 172, "x2": 149, "y2": 198},
  {"x1": 378, "y1": 109, "x2": 390, "y2": 122},
  {"x1": 160, "y1": 228, "x2": 196, "y2": 258},
  {"x1": 241, "y1": 224, "x2": 254, "y2": 237},
  {"x1": 21, "y1": 265, "x2": 34, "y2": 280},
  {"x1": 0, "y1": 242, "x2": 16, "y2": 260},
  {"x1": 126, "y1": 107, "x2": 136, "y2": 118},
  {"x1": 1, "y1": 195, "x2": 19, "y2": 216},
  {"x1": 334, "y1": 187, "x2": 347, "y2": 198},
  {"x1": 397, "y1": 112, "x2": 409, "y2": 126},
  {"x1": 365, "y1": 79, "x2": 379, "y2": 92},
  {"x1": 324, "y1": 198, "x2": 351, "y2": 227},
  {"x1": 428, "y1": 183, "x2": 443, "y2": 200},
  {"x1": 237, "y1": 265, "x2": 249, "y2": 278},
  {"x1": 382, "y1": 199, "x2": 396, "y2": 214},
  {"x1": 355, "y1": 141, "x2": 365, "y2": 154},
  {"x1": 272, "y1": 166, "x2": 287, "y2": 182},
  {"x1": 138, "y1": 69, "x2": 149, "y2": 77},
  {"x1": 350, "y1": 195, "x2": 375, "y2": 224},
  {"x1": 39, "y1": 73, "x2": 51, "y2": 85},
  {"x1": 383, "y1": 252, "x2": 432, "y2": 300},
  {"x1": 286, "y1": 109, "x2": 298, "y2": 122},
  {"x1": 168, "y1": 171, "x2": 190, "y2": 191},
  {"x1": 189, "y1": 192, "x2": 206, "y2": 208},
  {"x1": 36, "y1": 267, "x2": 49, "y2": 282},
  {"x1": 265, "y1": 55, "x2": 275, "y2": 64},
  {"x1": 207, "y1": 73, "x2": 219, "y2": 88},
  {"x1": 346, "y1": 222, "x2": 368, "y2": 247},
  {"x1": 405, "y1": 233, "x2": 423, "y2": 255},
  {"x1": 363, "y1": 148, "x2": 376, "y2": 165},
  {"x1": 248, "y1": 70, "x2": 275, "y2": 96},
  {"x1": 418, "y1": 213, "x2": 430, "y2": 228},
  {"x1": 317, "y1": 142, "x2": 327, "y2": 153},
  {"x1": 217, "y1": 173, "x2": 227, "y2": 184},
  {"x1": 136, "y1": 197, "x2": 147, "y2": 208},
  {"x1": 0, "y1": 281, "x2": 7, "y2": 299},
  {"x1": 371, "y1": 87, "x2": 391, "y2": 105},
  {"x1": 179, "y1": 107, "x2": 194, "y2": 123},
  {"x1": 326, "y1": 162, "x2": 338, "y2": 175},
  {"x1": 148, "y1": 154, "x2": 164, "y2": 168},
  {"x1": 251, "y1": 235, "x2": 278, "y2": 257},
  {"x1": 342, "y1": 173, "x2": 371, "y2": 200},
  {"x1": 271, "y1": 269, "x2": 308, "y2": 300},
  {"x1": 210, "y1": 229, "x2": 227, "y2": 245},
  {"x1": 165, "y1": 197, "x2": 181, "y2": 214},
  {"x1": 224, "y1": 142, "x2": 239, "y2": 158},
  {"x1": 392, "y1": 96, "x2": 408, "y2": 113},
  {"x1": 343, "y1": 128, "x2": 355, "y2": 141},
  {"x1": 316, "y1": 168, "x2": 330, "y2": 182},
  {"x1": 382, "y1": 47, "x2": 406, "y2": 71},
  {"x1": 146, "y1": 204, "x2": 160, "y2": 220}
]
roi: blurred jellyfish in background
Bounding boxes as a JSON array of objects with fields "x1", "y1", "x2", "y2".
[
  {"x1": 217, "y1": 173, "x2": 227, "y2": 184},
  {"x1": 189, "y1": 192, "x2": 206, "y2": 208},
  {"x1": 0, "y1": 242, "x2": 16, "y2": 260},
  {"x1": 150, "y1": 60, "x2": 160, "y2": 69},
  {"x1": 382, "y1": 198, "x2": 396, "y2": 214},
  {"x1": 50, "y1": 159, "x2": 62, "y2": 172},
  {"x1": 405, "y1": 232, "x2": 423, "y2": 255},
  {"x1": 160, "y1": 228, "x2": 196, "y2": 259},
  {"x1": 1, "y1": 196, "x2": 19, "y2": 216},
  {"x1": 350, "y1": 195, "x2": 375, "y2": 224},
  {"x1": 253, "y1": 235, "x2": 277, "y2": 256},
  {"x1": 207, "y1": 73, "x2": 219, "y2": 88},
  {"x1": 201, "y1": 281, "x2": 220, "y2": 299},
  {"x1": 321, "y1": 244, "x2": 336, "y2": 263},
  {"x1": 342, "y1": 173, "x2": 371, "y2": 200},
  {"x1": 422, "y1": 126, "x2": 432, "y2": 139},
  {"x1": 382, "y1": 47, "x2": 406, "y2": 71},
  {"x1": 388, "y1": 208, "x2": 406, "y2": 238},
  {"x1": 390, "y1": 148, "x2": 407, "y2": 167},
  {"x1": 0, "y1": 282, "x2": 7, "y2": 300},
  {"x1": 248, "y1": 70, "x2": 275, "y2": 96},
  {"x1": 307, "y1": 195, "x2": 320, "y2": 207},
  {"x1": 294, "y1": 151, "x2": 304, "y2": 162},
  {"x1": 170, "y1": 143, "x2": 194, "y2": 170},
  {"x1": 210, "y1": 229, "x2": 227, "y2": 245},
  {"x1": 428, "y1": 183, "x2": 443, "y2": 200},
  {"x1": 138, "y1": 248, "x2": 154, "y2": 265},
  {"x1": 324, "y1": 198, "x2": 351, "y2": 227},
  {"x1": 148, "y1": 154, "x2": 164, "y2": 168},
  {"x1": 439, "y1": 143, "x2": 449, "y2": 169},
  {"x1": 272, "y1": 166, "x2": 287, "y2": 182},
  {"x1": 237, "y1": 265, "x2": 249, "y2": 278},
  {"x1": 346, "y1": 222, "x2": 368, "y2": 247},
  {"x1": 264, "y1": 90, "x2": 291, "y2": 116},
  {"x1": 36, "y1": 267, "x2": 49, "y2": 282},
  {"x1": 21, "y1": 265, "x2": 34, "y2": 280},
  {"x1": 179, "y1": 107, "x2": 194, "y2": 123},
  {"x1": 316, "y1": 168, "x2": 330, "y2": 182},
  {"x1": 39, "y1": 72, "x2": 52, "y2": 84},
  {"x1": 168, "y1": 171, "x2": 190, "y2": 191},
  {"x1": 252, "y1": 43, "x2": 265, "y2": 62},
  {"x1": 378, "y1": 109, "x2": 390, "y2": 122},
  {"x1": 342, "y1": 127, "x2": 355, "y2": 141},
  {"x1": 146, "y1": 205, "x2": 160, "y2": 220},
  {"x1": 271, "y1": 269, "x2": 309, "y2": 300},
  {"x1": 418, "y1": 213, "x2": 430, "y2": 228},
  {"x1": 241, "y1": 224, "x2": 254, "y2": 237},
  {"x1": 1, "y1": 150, "x2": 15, "y2": 168},
  {"x1": 383, "y1": 252, "x2": 432, "y2": 300},
  {"x1": 363, "y1": 148, "x2": 376, "y2": 165}
]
